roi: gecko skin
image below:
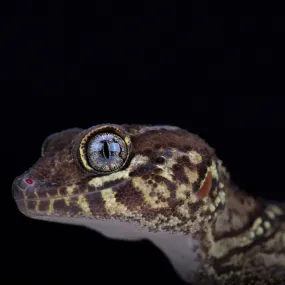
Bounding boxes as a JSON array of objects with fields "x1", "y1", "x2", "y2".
[{"x1": 12, "y1": 124, "x2": 285, "y2": 284}]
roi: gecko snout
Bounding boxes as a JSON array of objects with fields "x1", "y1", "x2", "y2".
[
  {"x1": 11, "y1": 173, "x2": 36, "y2": 200},
  {"x1": 12, "y1": 171, "x2": 56, "y2": 201}
]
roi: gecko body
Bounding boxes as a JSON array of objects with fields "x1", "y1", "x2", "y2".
[{"x1": 12, "y1": 124, "x2": 285, "y2": 284}]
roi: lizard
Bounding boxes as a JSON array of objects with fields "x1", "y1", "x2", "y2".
[{"x1": 12, "y1": 124, "x2": 285, "y2": 284}]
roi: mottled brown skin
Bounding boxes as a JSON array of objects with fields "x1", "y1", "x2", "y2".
[{"x1": 12, "y1": 124, "x2": 285, "y2": 284}]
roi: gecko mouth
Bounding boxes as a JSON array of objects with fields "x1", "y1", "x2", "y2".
[
  {"x1": 12, "y1": 183, "x2": 94, "y2": 202},
  {"x1": 11, "y1": 179, "x2": 91, "y2": 218},
  {"x1": 12, "y1": 174, "x2": 130, "y2": 218},
  {"x1": 12, "y1": 177, "x2": 128, "y2": 202}
]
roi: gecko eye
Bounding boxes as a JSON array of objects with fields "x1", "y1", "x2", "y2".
[
  {"x1": 76, "y1": 125, "x2": 132, "y2": 173},
  {"x1": 87, "y1": 133, "x2": 128, "y2": 172}
]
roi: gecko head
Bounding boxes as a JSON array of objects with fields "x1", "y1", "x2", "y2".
[{"x1": 12, "y1": 124, "x2": 229, "y2": 234}]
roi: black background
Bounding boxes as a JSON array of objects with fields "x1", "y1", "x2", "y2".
[{"x1": 1, "y1": 1, "x2": 285, "y2": 284}]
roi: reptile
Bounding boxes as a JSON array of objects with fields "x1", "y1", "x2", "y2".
[{"x1": 12, "y1": 124, "x2": 285, "y2": 284}]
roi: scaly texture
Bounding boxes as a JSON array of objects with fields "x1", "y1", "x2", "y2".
[{"x1": 12, "y1": 124, "x2": 285, "y2": 284}]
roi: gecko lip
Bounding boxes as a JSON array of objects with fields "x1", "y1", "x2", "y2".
[
  {"x1": 12, "y1": 175, "x2": 59, "y2": 217},
  {"x1": 12, "y1": 174, "x2": 129, "y2": 204},
  {"x1": 12, "y1": 183, "x2": 20, "y2": 200},
  {"x1": 11, "y1": 179, "x2": 31, "y2": 216}
]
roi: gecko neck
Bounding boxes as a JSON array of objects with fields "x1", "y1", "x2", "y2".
[{"x1": 150, "y1": 183, "x2": 285, "y2": 284}]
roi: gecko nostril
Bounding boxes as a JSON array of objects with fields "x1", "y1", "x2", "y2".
[
  {"x1": 12, "y1": 174, "x2": 38, "y2": 191},
  {"x1": 25, "y1": 178, "x2": 34, "y2": 185}
]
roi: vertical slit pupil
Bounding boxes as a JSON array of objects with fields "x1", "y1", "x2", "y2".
[{"x1": 103, "y1": 141, "x2": 110, "y2": 159}]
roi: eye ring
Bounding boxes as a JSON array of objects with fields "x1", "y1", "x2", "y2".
[{"x1": 75, "y1": 124, "x2": 132, "y2": 174}]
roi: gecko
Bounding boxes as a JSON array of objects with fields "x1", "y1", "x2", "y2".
[{"x1": 12, "y1": 124, "x2": 285, "y2": 284}]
